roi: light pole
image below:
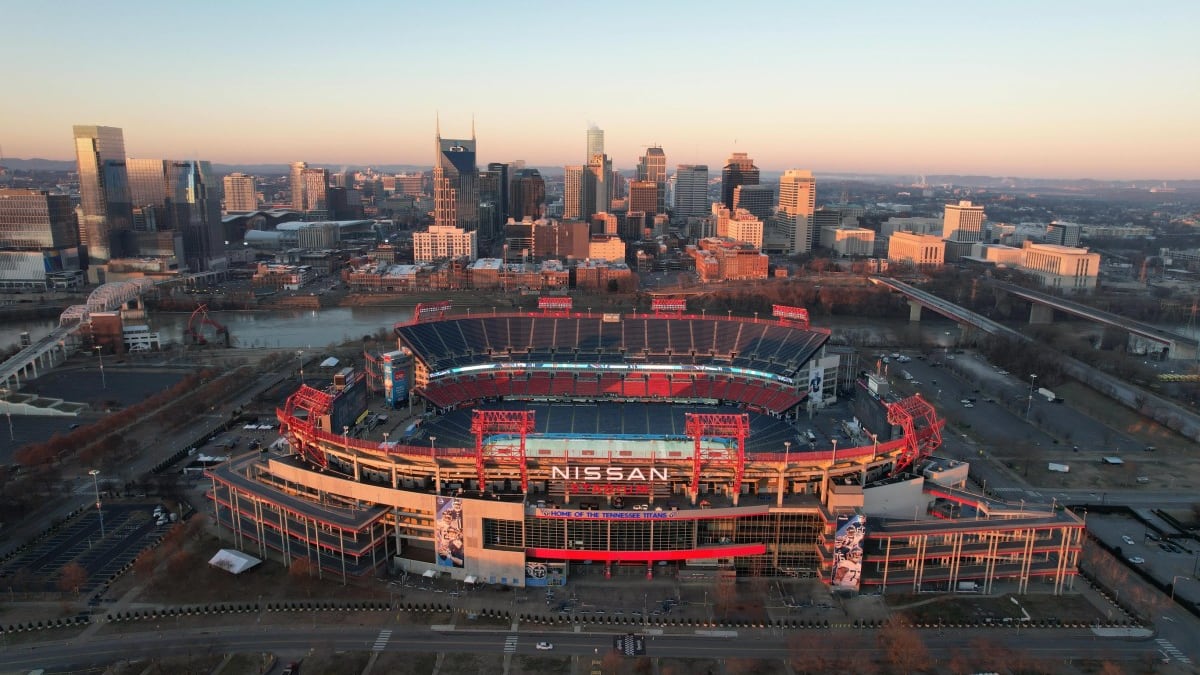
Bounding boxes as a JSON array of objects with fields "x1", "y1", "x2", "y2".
[
  {"x1": 1025, "y1": 374, "x2": 1037, "y2": 420},
  {"x1": 430, "y1": 436, "x2": 439, "y2": 493},
  {"x1": 870, "y1": 432, "x2": 879, "y2": 462},
  {"x1": 343, "y1": 425, "x2": 350, "y2": 450},
  {"x1": 297, "y1": 350, "x2": 305, "y2": 384},
  {"x1": 0, "y1": 388, "x2": 12, "y2": 441},
  {"x1": 94, "y1": 346, "x2": 106, "y2": 390},
  {"x1": 89, "y1": 469, "x2": 105, "y2": 537}
]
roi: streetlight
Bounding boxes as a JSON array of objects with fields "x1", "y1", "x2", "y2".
[
  {"x1": 94, "y1": 346, "x2": 106, "y2": 390},
  {"x1": 297, "y1": 350, "x2": 305, "y2": 384},
  {"x1": 1025, "y1": 374, "x2": 1037, "y2": 419},
  {"x1": 89, "y1": 469, "x2": 105, "y2": 537},
  {"x1": 343, "y1": 425, "x2": 350, "y2": 450},
  {"x1": 430, "y1": 436, "x2": 439, "y2": 494}
]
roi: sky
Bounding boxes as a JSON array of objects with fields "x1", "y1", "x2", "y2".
[{"x1": 2, "y1": 0, "x2": 1198, "y2": 180}]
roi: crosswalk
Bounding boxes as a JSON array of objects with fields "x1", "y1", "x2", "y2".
[
  {"x1": 504, "y1": 635, "x2": 519, "y2": 653},
  {"x1": 1157, "y1": 638, "x2": 1191, "y2": 665},
  {"x1": 372, "y1": 629, "x2": 392, "y2": 652}
]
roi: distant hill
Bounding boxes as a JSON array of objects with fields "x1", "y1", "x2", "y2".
[
  {"x1": 1, "y1": 158, "x2": 1195, "y2": 190},
  {"x1": 0, "y1": 158, "x2": 76, "y2": 171}
]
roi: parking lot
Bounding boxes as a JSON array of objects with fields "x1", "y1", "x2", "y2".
[
  {"x1": 0, "y1": 501, "x2": 167, "y2": 593},
  {"x1": 1086, "y1": 510, "x2": 1200, "y2": 605}
]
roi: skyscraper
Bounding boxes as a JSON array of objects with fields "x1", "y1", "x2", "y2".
[
  {"x1": 721, "y1": 152, "x2": 759, "y2": 210},
  {"x1": 586, "y1": 125, "x2": 604, "y2": 161},
  {"x1": 434, "y1": 122, "x2": 480, "y2": 232},
  {"x1": 563, "y1": 166, "x2": 584, "y2": 220},
  {"x1": 510, "y1": 169, "x2": 546, "y2": 220},
  {"x1": 777, "y1": 169, "x2": 816, "y2": 254},
  {"x1": 673, "y1": 164, "x2": 709, "y2": 217},
  {"x1": 124, "y1": 159, "x2": 224, "y2": 270},
  {"x1": 301, "y1": 167, "x2": 330, "y2": 215},
  {"x1": 585, "y1": 152, "x2": 611, "y2": 220},
  {"x1": 289, "y1": 162, "x2": 308, "y2": 211},
  {"x1": 223, "y1": 173, "x2": 258, "y2": 213},
  {"x1": 637, "y1": 146, "x2": 667, "y2": 214},
  {"x1": 73, "y1": 124, "x2": 133, "y2": 262},
  {"x1": 942, "y1": 200, "x2": 986, "y2": 242}
]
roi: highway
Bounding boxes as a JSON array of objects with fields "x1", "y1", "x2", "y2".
[{"x1": 0, "y1": 623, "x2": 1165, "y2": 672}]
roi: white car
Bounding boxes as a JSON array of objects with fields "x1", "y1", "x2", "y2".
[
  {"x1": 1122, "y1": 535, "x2": 1135, "y2": 545},
  {"x1": 1128, "y1": 556, "x2": 1145, "y2": 564},
  {"x1": 535, "y1": 641, "x2": 553, "y2": 650}
]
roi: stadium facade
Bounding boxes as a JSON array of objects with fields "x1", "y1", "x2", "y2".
[{"x1": 207, "y1": 301, "x2": 1083, "y2": 594}]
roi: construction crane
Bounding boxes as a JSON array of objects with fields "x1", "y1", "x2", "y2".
[{"x1": 183, "y1": 304, "x2": 230, "y2": 346}]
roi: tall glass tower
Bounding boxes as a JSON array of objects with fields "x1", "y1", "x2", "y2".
[{"x1": 73, "y1": 125, "x2": 133, "y2": 263}]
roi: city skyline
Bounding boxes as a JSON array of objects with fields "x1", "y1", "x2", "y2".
[{"x1": 1, "y1": 1, "x2": 1197, "y2": 180}]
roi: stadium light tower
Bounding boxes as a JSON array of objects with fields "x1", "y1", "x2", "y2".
[{"x1": 89, "y1": 469, "x2": 105, "y2": 537}]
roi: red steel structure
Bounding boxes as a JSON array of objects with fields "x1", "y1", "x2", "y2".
[
  {"x1": 472, "y1": 409, "x2": 536, "y2": 492},
  {"x1": 685, "y1": 412, "x2": 749, "y2": 504},
  {"x1": 885, "y1": 394, "x2": 942, "y2": 472}
]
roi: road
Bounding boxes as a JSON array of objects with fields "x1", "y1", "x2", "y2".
[{"x1": 0, "y1": 623, "x2": 1165, "y2": 672}]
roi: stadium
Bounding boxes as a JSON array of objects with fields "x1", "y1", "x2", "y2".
[{"x1": 207, "y1": 298, "x2": 1084, "y2": 595}]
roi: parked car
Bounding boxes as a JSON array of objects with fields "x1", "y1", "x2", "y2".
[
  {"x1": 1128, "y1": 556, "x2": 1145, "y2": 564},
  {"x1": 1122, "y1": 535, "x2": 1135, "y2": 545},
  {"x1": 535, "y1": 642, "x2": 554, "y2": 650}
]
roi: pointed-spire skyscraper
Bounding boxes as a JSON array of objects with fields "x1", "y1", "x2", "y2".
[{"x1": 433, "y1": 119, "x2": 480, "y2": 233}]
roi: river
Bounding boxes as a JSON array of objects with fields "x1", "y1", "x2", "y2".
[{"x1": 0, "y1": 304, "x2": 972, "y2": 353}]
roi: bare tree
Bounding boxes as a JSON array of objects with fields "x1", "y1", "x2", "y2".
[
  {"x1": 57, "y1": 562, "x2": 88, "y2": 595},
  {"x1": 877, "y1": 615, "x2": 932, "y2": 673}
]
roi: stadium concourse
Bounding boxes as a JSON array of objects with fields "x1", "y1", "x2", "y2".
[{"x1": 206, "y1": 299, "x2": 1085, "y2": 596}]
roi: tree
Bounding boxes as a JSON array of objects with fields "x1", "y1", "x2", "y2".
[
  {"x1": 877, "y1": 615, "x2": 931, "y2": 673},
  {"x1": 57, "y1": 562, "x2": 88, "y2": 595}
]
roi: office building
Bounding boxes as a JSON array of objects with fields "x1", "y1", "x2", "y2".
[
  {"x1": 73, "y1": 124, "x2": 134, "y2": 263},
  {"x1": 1045, "y1": 222, "x2": 1083, "y2": 248},
  {"x1": 414, "y1": 225, "x2": 478, "y2": 262},
  {"x1": 588, "y1": 234, "x2": 626, "y2": 262},
  {"x1": 479, "y1": 164, "x2": 508, "y2": 239},
  {"x1": 289, "y1": 162, "x2": 308, "y2": 211},
  {"x1": 0, "y1": 189, "x2": 83, "y2": 290},
  {"x1": 223, "y1": 173, "x2": 258, "y2": 213},
  {"x1": 776, "y1": 169, "x2": 816, "y2": 254},
  {"x1": 720, "y1": 152, "x2": 759, "y2": 210},
  {"x1": 434, "y1": 123, "x2": 480, "y2": 232},
  {"x1": 732, "y1": 184, "x2": 774, "y2": 222},
  {"x1": 690, "y1": 237, "x2": 769, "y2": 282},
  {"x1": 510, "y1": 169, "x2": 546, "y2": 221},
  {"x1": 637, "y1": 146, "x2": 667, "y2": 214},
  {"x1": 673, "y1": 165, "x2": 709, "y2": 217},
  {"x1": 627, "y1": 181, "x2": 658, "y2": 217},
  {"x1": 942, "y1": 200, "x2": 986, "y2": 243},
  {"x1": 124, "y1": 159, "x2": 224, "y2": 270}
]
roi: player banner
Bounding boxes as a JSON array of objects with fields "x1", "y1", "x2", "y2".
[
  {"x1": 832, "y1": 514, "x2": 866, "y2": 590},
  {"x1": 435, "y1": 496, "x2": 464, "y2": 568}
]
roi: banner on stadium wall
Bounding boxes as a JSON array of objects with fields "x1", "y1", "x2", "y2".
[
  {"x1": 832, "y1": 514, "x2": 866, "y2": 591},
  {"x1": 382, "y1": 351, "x2": 408, "y2": 407},
  {"x1": 435, "y1": 496, "x2": 465, "y2": 568},
  {"x1": 808, "y1": 366, "x2": 824, "y2": 400}
]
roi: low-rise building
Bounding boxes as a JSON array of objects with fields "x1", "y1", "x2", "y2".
[
  {"x1": 819, "y1": 226, "x2": 875, "y2": 257},
  {"x1": 574, "y1": 258, "x2": 633, "y2": 291},
  {"x1": 887, "y1": 232, "x2": 944, "y2": 267},
  {"x1": 688, "y1": 237, "x2": 768, "y2": 282},
  {"x1": 1019, "y1": 242, "x2": 1100, "y2": 292}
]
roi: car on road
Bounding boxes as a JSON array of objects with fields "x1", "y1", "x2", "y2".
[
  {"x1": 1122, "y1": 535, "x2": 1135, "y2": 545},
  {"x1": 1128, "y1": 556, "x2": 1145, "y2": 564},
  {"x1": 536, "y1": 642, "x2": 554, "y2": 650}
]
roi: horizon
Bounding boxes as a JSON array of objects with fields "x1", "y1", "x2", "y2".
[{"x1": 1, "y1": 1, "x2": 1197, "y2": 181}]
